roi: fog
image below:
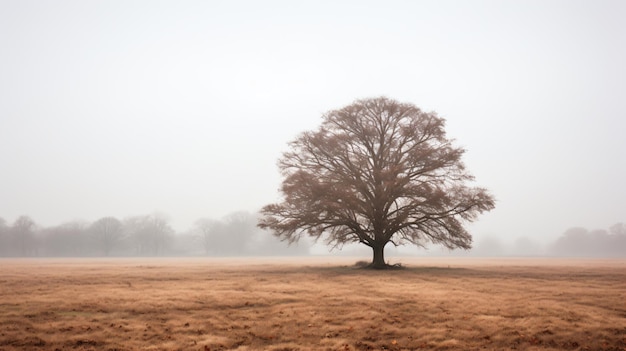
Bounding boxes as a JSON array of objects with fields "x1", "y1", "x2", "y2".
[
  {"x1": 1, "y1": 1, "x2": 625, "y2": 258},
  {"x1": 0, "y1": 213, "x2": 623, "y2": 258}
]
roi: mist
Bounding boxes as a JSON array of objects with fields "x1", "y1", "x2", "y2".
[
  {"x1": 0, "y1": 212, "x2": 313, "y2": 258},
  {"x1": 1, "y1": 1, "x2": 625, "y2": 258},
  {"x1": 1, "y1": 213, "x2": 623, "y2": 258}
]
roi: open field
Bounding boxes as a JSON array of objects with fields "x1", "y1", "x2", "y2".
[{"x1": 0, "y1": 257, "x2": 625, "y2": 351}]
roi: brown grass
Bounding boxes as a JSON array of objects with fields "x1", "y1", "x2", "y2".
[{"x1": 0, "y1": 257, "x2": 624, "y2": 351}]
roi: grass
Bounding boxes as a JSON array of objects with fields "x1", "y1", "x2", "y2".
[{"x1": 0, "y1": 257, "x2": 624, "y2": 350}]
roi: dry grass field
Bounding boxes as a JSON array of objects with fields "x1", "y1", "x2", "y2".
[{"x1": 0, "y1": 257, "x2": 624, "y2": 351}]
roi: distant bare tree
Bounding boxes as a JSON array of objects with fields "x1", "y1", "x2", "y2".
[
  {"x1": 125, "y1": 216, "x2": 144, "y2": 255},
  {"x1": 607, "y1": 223, "x2": 626, "y2": 256},
  {"x1": 12, "y1": 215, "x2": 37, "y2": 256},
  {"x1": 42, "y1": 221, "x2": 89, "y2": 256},
  {"x1": 589, "y1": 229, "x2": 611, "y2": 255},
  {"x1": 550, "y1": 225, "x2": 626, "y2": 257},
  {"x1": 124, "y1": 214, "x2": 173, "y2": 256},
  {"x1": 148, "y1": 214, "x2": 174, "y2": 255},
  {"x1": 259, "y1": 97, "x2": 495, "y2": 268},
  {"x1": 550, "y1": 227, "x2": 589, "y2": 256},
  {"x1": 194, "y1": 218, "x2": 223, "y2": 255},
  {"x1": 0, "y1": 217, "x2": 8, "y2": 256},
  {"x1": 213, "y1": 211, "x2": 258, "y2": 255},
  {"x1": 91, "y1": 217, "x2": 124, "y2": 256}
]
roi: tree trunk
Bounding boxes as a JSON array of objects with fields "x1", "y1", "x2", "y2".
[{"x1": 370, "y1": 243, "x2": 387, "y2": 269}]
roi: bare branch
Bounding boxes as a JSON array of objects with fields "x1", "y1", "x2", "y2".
[{"x1": 258, "y1": 97, "x2": 495, "y2": 267}]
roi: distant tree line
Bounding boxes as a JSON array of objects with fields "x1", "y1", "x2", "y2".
[
  {"x1": 0, "y1": 212, "x2": 309, "y2": 257},
  {"x1": 0, "y1": 214, "x2": 622, "y2": 257},
  {"x1": 464, "y1": 223, "x2": 625, "y2": 257},
  {"x1": 548, "y1": 223, "x2": 626, "y2": 257}
]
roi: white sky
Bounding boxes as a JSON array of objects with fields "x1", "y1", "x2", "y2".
[{"x1": 1, "y1": 0, "x2": 625, "y2": 244}]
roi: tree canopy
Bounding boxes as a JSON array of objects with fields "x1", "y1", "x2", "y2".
[{"x1": 259, "y1": 97, "x2": 495, "y2": 268}]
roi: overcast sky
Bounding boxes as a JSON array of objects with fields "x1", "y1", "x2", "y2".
[{"x1": 1, "y1": 0, "x2": 624, "y2": 244}]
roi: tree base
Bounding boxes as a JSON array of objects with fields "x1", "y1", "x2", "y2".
[{"x1": 355, "y1": 261, "x2": 405, "y2": 270}]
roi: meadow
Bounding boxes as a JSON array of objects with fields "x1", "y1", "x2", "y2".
[{"x1": 0, "y1": 257, "x2": 624, "y2": 351}]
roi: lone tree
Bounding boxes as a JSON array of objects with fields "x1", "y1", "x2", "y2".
[{"x1": 258, "y1": 97, "x2": 495, "y2": 268}]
